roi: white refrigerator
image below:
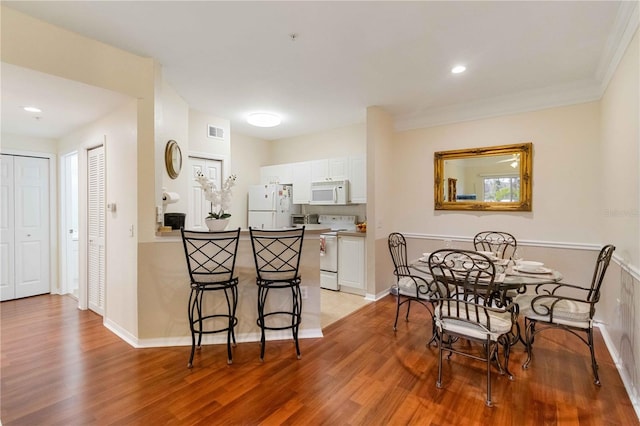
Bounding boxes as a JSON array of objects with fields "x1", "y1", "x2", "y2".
[{"x1": 248, "y1": 184, "x2": 300, "y2": 229}]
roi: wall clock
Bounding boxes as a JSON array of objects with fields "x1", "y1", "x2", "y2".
[{"x1": 164, "y1": 140, "x2": 182, "y2": 179}]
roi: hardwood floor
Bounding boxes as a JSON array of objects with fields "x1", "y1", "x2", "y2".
[{"x1": 1, "y1": 294, "x2": 638, "y2": 425}]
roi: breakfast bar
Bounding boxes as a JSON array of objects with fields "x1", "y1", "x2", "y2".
[{"x1": 136, "y1": 228, "x2": 329, "y2": 348}]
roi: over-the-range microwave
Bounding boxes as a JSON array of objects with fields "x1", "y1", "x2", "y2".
[{"x1": 310, "y1": 180, "x2": 349, "y2": 205}]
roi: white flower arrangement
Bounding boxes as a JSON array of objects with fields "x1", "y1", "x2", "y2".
[{"x1": 195, "y1": 173, "x2": 237, "y2": 219}]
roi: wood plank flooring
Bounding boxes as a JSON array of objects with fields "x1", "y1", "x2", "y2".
[{"x1": 1, "y1": 294, "x2": 638, "y2": 425}]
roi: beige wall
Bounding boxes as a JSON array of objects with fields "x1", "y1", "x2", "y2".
[
  {"x1": 599, "y1": 29, "x2": 639, "y2": 406},
  {"x1": 58, "y1": 100, "x2": 139, "y2": 337},
  {"x1": 269, "y1": 123, "x2": 366, "y2": 164},
  {"x1": 1, "y1": 6, "x2": 157, "y2": 243},
  {"x1": 230, "y1": 132, "x2": 271, "y2": 229},
  {"x1": 366, "y1": 106, "x2": 395, "y2": 297},
  {"x1": 0, "y1": 134, "x2": 58, "y2": 153},
  {"x1": 392, "y1": 102, "x2": 602, "y2": 243}
]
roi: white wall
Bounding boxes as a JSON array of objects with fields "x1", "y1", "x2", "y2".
[{"x1": 58, "y1": 99, "x2": 139, "y2": 338}]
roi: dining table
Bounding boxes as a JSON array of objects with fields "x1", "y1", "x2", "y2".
[{"x1": 410, "y1": 254, "x2": 564, "y2": 346}]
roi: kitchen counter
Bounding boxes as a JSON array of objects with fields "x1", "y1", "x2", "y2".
[
  {"x1": 139, "y1": 228, "x2": 323, "y2": 347},
  {"x1": 337, "y1": 230, "x2": 366, "y2": 237}
]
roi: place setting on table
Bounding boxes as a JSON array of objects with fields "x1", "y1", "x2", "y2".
[{"x1": 411, "y1": 247, "x2": 564, "y2": 293}]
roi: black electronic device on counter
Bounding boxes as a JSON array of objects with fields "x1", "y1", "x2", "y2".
[{"x1": 164, "y1": 213, "x2": 186, "y2": 230}]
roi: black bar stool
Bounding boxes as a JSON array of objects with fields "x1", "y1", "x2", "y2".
[
  {"x1": 181, "y1": 228, "x2": 241, "y2": 367},
  {"x1": 249, "y1": 227, "x2": 305, "y2": 361}
]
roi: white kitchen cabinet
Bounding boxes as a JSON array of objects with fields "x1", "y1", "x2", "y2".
[
  {"x1": 291, "y1": 161, "x2": 311, "y2": 204},
  {"x1": 311, "y1": 158, "x2": 349, "y2": 182},
  {"x1": 260, "y1": 163, "x2": 292, "y2": 185},
  {"x1": 338, "y1": 235, "x2": 366, "y2": 295},
  {"x1": 348, "y1": 155, "x2": 366, "y2": 203}
]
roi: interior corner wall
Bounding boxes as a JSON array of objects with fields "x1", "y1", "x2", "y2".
[
  {"x1": 366, "y1": 106, "x2": 395, "y2": 296},
  {"x1": 58, "y1": 100, "x2": 139, "y2": 338},
  {"x1": 600, "y1": 29, "x2": 639, "y2": 269},
  {"x1": 1, "y1": 6, "x2": 158, "y2": 243},
  {"x1": 230, "y1": 132, "x2": 271, "y2": 229},
  {"x1": 156, "y1": 80, "x2": 190, "y2": 218},
  {"x1": 599, "y1": 28, "x2": 639, "y2": 407}
]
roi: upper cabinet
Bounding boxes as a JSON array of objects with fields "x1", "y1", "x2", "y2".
[
  {"x1": 349, "y1": 156, "x2": 366, "y2": 204},
  {"x1": 311, "y1": 157, "x2": 349, "y2": 182},
  {"x1": 260, "y1": 163, "x2": 292, "y2": 185},
  {"x1": 291, "y1": 162, "x2": 311, "y2": 204},
  {"x1": 261, "y1": 155, "x2": 366, "y2": 204}
]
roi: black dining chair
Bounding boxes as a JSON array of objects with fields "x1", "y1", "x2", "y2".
[
  {"x1": 181, "y1": 228, "x2": 241, "y2": 367},
  {"x1": 473, "y1": 231, "x2": 518, "y2": 260},
  {"x1": 428, "y1": 249, "x2": 516, "y2": 406},
  {"x1": 249, "y1": 227, "x2": 305, "y2": 361},
  {"x1": 518, "y1": 244, "x2": 615, "y2": 385},
  {"x1": 387, "y1": 233, "x2": 436, "y2": 343}
]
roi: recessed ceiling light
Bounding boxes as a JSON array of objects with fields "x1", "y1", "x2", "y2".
[
  {"x1": 247, "y1": 112, "x2": 281, "y2": 127},
  {"x1": 451, "y1": 65, "x2": 466, "y2": 74},
  {"x1": 23, "y1": 106, "x2": 42, "y2": 113}
]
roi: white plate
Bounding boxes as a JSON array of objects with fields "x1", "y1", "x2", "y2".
[
  {"x1": 518, "y1": 260, "x2": 544, "y2": 267},
  {"x1": 476, "y1": 251, "x2": 499, "y2": 261},
  {"x1": 514, "y1": 265, "x2": 552, "y2": 274}
]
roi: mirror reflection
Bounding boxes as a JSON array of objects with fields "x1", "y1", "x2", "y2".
[{"x1": 434, "y1": 143, "x2": 532, "y2": 211}]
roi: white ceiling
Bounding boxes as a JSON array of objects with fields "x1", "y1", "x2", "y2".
[{"x1": 2, "y1": 1, "x2": 638, "y2": 141}]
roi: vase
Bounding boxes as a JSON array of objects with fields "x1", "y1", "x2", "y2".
[{"x1": 205, "y1": 218, "x2": 229, "y2": 231}]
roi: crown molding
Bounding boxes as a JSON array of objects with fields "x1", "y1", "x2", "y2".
[
  {"x1": 598, "y1": 0, "x2": 640, "y2": 94},
  {"x1": 395, "y1": 2, "x2": 639, "y2": 133},
  {"x1": 394, "y1": 80, "x2": 602, "y2": 132}
]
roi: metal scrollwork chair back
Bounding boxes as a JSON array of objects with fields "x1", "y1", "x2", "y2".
[
  {"x1": 473, "y1": 231, "x2": 518, "y2": 260},
  {"x1": 428, "y1": 249, "x2": 516, "y2": 407},
  {"x1": 387, "y1": 233, "x2": 436, "y2": 343},
  {"x1": 518, "y1": 244, "x2": 615, "y2": 385}
]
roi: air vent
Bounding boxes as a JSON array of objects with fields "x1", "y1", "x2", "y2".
[{"x1": 208, "y1": 125, "x2": 224, "y2": 139}]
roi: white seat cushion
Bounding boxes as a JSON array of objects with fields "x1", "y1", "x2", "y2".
[
  {"x1": 397, "y1": 276, "x2": 431, "y2": 300},
  {"x1": 435, "y1": 304, "x2": 513, "y2": 341},
  {"x1": 516, "y1": 294, "x2": 592, "y2": 328}
]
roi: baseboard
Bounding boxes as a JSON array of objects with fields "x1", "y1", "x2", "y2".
[
  {"x1": 366, "y1": 288, "x2": 390, "y2": 301},
  {"x1": 134, "y1": 328, "x2": 324, "y2": 349},
  {"x1": 596, "y1": 322, "x2": 640, "y2": 421}
]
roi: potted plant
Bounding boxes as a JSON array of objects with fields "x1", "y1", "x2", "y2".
[{"x1": 195, "y1": 172, "x2": 237, "y2": 231}]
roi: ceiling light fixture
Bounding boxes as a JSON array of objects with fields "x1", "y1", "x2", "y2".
[
  {"x1": 247, "y1": 112, "x2": 281, "y2": 128},
  {"x1": 451, "y1": 65, "x2": 466, "y2": 74},
  {"x1": 23, "y1": 106, "x2": 42, "y2": 113}
]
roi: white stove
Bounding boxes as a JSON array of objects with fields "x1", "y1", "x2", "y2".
[
  {"x1": 318, "y1": 215, "x2": 357, "y2": 233},
  {"x1": 318, "y1": 215, "x2": 356, "y2": 290}
]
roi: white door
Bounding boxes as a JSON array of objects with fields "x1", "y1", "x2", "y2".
[
  {"x1": 87, "y1": 146, "x2": 105, "y2": 315},
  {"x1": 0, "y1": 155, "x2": 50, "y2": 301},
  {"x1": 62, "y1": 152, "x2": 79, "y2": 297},
  {"x1": 0, "y1": 155, "x2": 16, "y2": 300},
  {"x1": 188, "y1": 157, "x2": 222, "y2": 230}
]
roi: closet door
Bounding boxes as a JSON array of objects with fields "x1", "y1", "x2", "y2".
[
  {"x1": 0, "y1": 155, "x2": 50, "y2": 301},
  {"x1": 0, "y1": 155, "x2": 16, "y2": 301},
  {"x1": 87, "y1": 146, "x2": 106, "y2": 315}
]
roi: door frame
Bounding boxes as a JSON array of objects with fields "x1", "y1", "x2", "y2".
[
  {"x1": 0, "y1": 149, "x2": 57, "y2": 296},
  {"x1": 187, "y1": 151, "x2": 229, "y2": 230},
  {"x1": 60, "y1": 151, "x2": 79, "y2": 297}
]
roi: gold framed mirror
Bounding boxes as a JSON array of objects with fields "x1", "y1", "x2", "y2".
[
  {"x1": 434, "y1": 142, "x2": 532, "y2": 211},
  {"x1": 164, "y1": 140, "x2": 182, "y2": 179}
]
